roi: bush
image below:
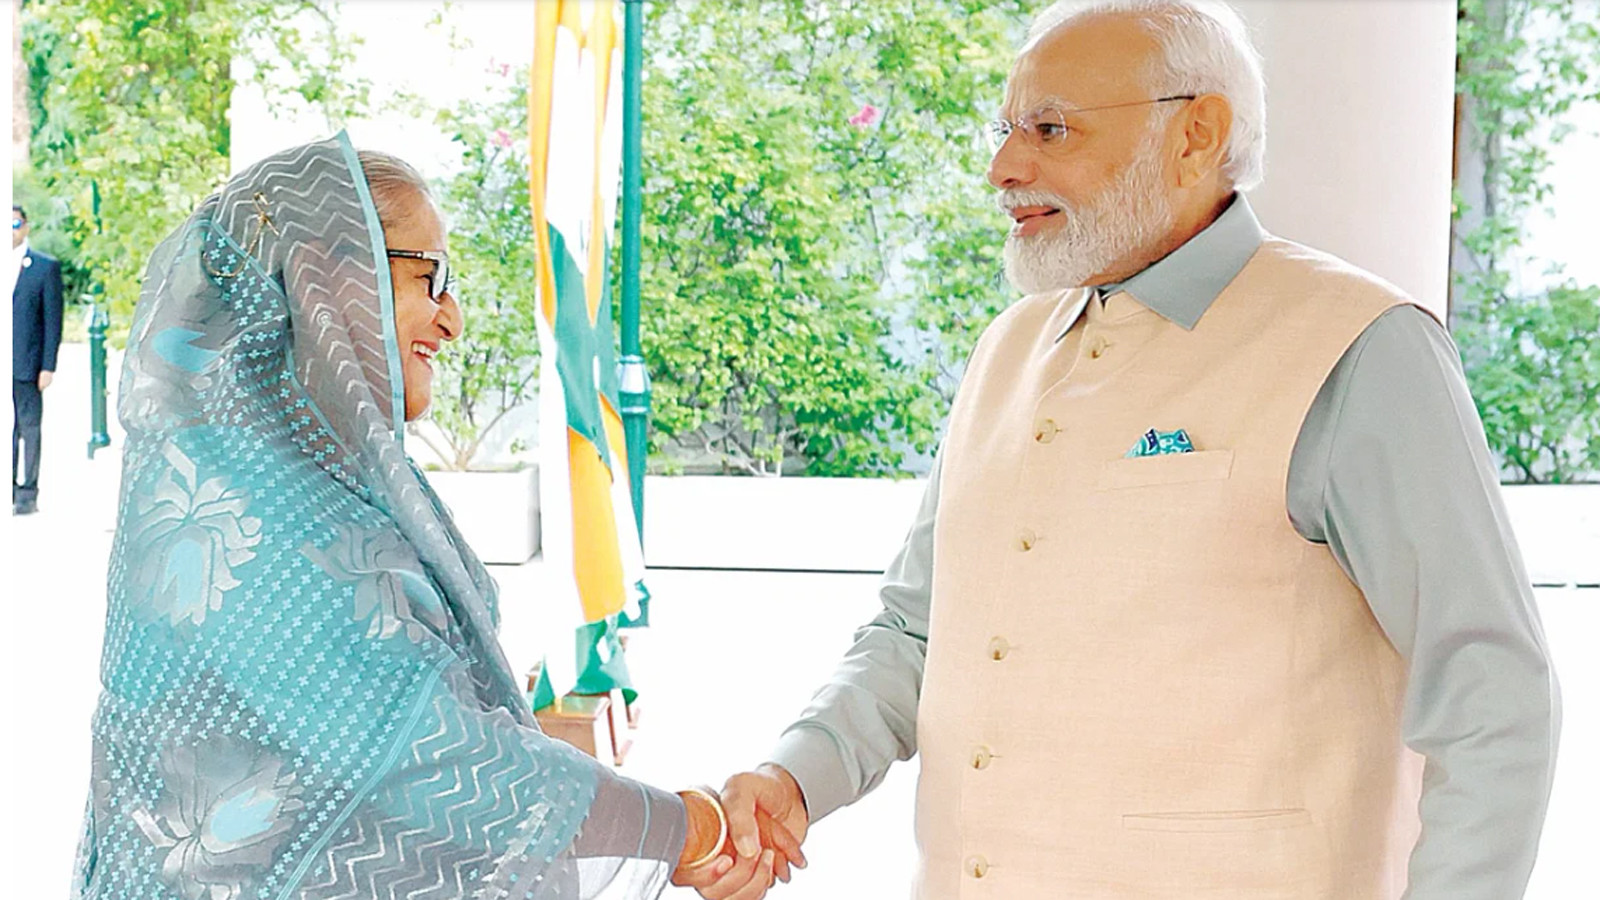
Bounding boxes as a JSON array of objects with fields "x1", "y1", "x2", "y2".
[
  {"x1": 1453, "y1": 0, "x2": 1600, "y2": 483},
  {"x1": 19, "y1": 0, "x2": 367, "y2": 336},
  {"x1": 413, "y1": 69, "x2": 542, "y2": 471},
  {"x1": 637, "y1": 0, "x2": 1030, "y2": 476}
]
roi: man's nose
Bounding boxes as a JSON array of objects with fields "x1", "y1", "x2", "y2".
[{"x1": 986, "y1": 132, "x2": 1036, "y2": 190}]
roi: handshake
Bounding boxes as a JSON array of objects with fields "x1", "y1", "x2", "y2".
[{"x1": 672, "y1": 764, "x2": 811, "y2": 900}]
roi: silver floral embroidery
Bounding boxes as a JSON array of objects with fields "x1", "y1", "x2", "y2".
[
  {"x1": 130, "y1": 444, "x2": 263, "y2": 627},
  {"x1": 129, "y1": 734, "x2": 304, "y2": 900},
  {"x1": 302, "y1": 523, "x2": 448, "y2": 643}
]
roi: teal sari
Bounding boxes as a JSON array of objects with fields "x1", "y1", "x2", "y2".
[{"x1": 72, "y1": 134, "x2": 685, "y2": 900}]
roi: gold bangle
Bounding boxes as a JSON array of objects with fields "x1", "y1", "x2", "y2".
[{"x1": 680, "y1": 786, "x2": 729, "y2": 870}]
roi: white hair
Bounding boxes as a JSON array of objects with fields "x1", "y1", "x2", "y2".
[
  {"x1": 356, "y1": 149, "x2": 436, "y2": 230},
  {"x1": 1026, "y1": 0, "x2": 1267, "y2": 191}
]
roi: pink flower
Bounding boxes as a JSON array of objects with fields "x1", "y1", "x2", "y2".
[
  {"x1": 848, "y1": 103, "x2": 881, "y2": 128},
  {"x1": 492, "y1": 129, "x2": 514, "y2": 149},
  {"x1": 488, "y1": 57, "x2": 511, "y2": 78}
]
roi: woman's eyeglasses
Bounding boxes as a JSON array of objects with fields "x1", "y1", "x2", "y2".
[{"x1": 386, "y1": 249, "x2": 453, "y2": 301}]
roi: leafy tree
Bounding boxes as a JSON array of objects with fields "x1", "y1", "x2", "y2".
[
  {"x1": 1453, "y1": 0, "x2": 1600, "y2": 482},
  {"x1": 638, "y1": 0, "x2": 1031, "y2": 476},
  {"x1": 413, "y1": 67, "x2": 542, "y2": 471},
  {"x1": 19, "y1": 0, "x2": 369, "y2": 333}
]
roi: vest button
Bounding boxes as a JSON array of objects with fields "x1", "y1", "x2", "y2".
[
  {"x1": 970, "y1": 746, "x2": 993, "y2": 770},
  {"x1": 987, "y1": 636, "x2": 1010, "y2": 660},
  {"x1": 1015, "y1": 528, "x2": 1036, "y2": 552},
  {"x1": 1033, "y1": 418, "x2": 1059, "y2": 443},
  {"x1": 1089, "y1": 336, "x2": 1110, "y2": 359},
  {"x1": 966, "y1": 855, "x2": 989, "y2": 879}
]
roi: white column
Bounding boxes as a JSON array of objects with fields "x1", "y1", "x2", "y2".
[{"x1": 1231, "y1": 0, "x2": 1458, "y2": 319}]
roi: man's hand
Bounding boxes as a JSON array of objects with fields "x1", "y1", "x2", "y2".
[
  {"x1": 724, "y1": 765, "x2": 808, "y2": 869},
  {"x1": 674, "y1": 764, "x2": 810, "y2": 900},
  {"x1": 38, "y1": 370, "x2": 52, "y2": 390}
]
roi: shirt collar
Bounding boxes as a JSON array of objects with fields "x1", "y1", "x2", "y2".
[
  {"x1": 1093, "y1": 193, "x2": 1264, "y2": 331},
  {"x1": 14, "y1": 240, "x2": 29, "y2": 275}
]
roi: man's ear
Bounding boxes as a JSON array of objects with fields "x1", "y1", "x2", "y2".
[{"x1": 1176, "y1": 93, "x2": 1234, "y2": 188}]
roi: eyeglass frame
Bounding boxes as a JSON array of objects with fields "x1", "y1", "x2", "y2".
[
  {"x1": 385, "y1": 249, "x2": 454, "y2": 301},
  {"x1": 984, "y1": 95, "x2": 1198, "y2": 153}
]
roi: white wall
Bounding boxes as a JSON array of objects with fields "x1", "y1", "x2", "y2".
[{"x1": 1232, "y1": 0, "x2": 1458, "y2": 319}]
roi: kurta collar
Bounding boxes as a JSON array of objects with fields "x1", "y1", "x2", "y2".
[
  {"x1": 1097, "y1": 193, "x2": 1264, "y2": 330},
  {"x1": 1054, "y1": 193, "x2": 1264, "y2": 342}
]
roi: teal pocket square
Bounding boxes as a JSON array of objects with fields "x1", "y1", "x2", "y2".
[{"x1": 1126, "y1": 428, "x2": 1196, "y2": 458}]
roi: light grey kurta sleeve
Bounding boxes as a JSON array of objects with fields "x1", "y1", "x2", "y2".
[
  {"x1": 766, "y1": 453, "x2": 939, "y2": 821},
  {"x1": 1289, "y1": 305, "x2": 1561, "y2": 900}
]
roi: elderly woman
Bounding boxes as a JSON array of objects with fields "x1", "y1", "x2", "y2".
[{"x1": 70, "y1": 134, "x2": 792, "y2": 900}]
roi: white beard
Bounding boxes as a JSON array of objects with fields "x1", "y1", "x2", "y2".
[{"x1": 1000, "y1": 134, "x2": 1175, "y2": 296}]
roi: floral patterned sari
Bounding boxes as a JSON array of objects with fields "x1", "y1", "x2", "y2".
[{"x1": 71, "y1": 133, "x2": 685, "y2": 900}]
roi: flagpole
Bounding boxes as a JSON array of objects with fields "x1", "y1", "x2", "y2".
[{"x1": 618, "y1": 0, "x2": 650, "y2": 552}]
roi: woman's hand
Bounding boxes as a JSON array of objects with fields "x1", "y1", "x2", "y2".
[
  {"x1": 674, "y1": 788, "x2": 732, "y2": 876},
  {"x1": 672, "y1": 785, "x2": 802, "y2": 900}
]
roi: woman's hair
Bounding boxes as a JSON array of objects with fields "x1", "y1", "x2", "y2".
[{"x1": 356, "y1": 149, "x2": 435, "y2": 230}]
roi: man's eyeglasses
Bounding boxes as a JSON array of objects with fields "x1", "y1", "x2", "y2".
[
  {"x1": 983, "y1": 95, "x2": 1197, "y2": 153},
  {"x1": 12, "y1": 218, "x2": 24, "y2": 230},
  {"x1": 386, "y1": 249, "x2": 453, "y2": 301}
]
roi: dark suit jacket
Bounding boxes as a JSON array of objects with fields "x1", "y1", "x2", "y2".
[{"x1": 13, "y1": 248, "x2": 65, "y2": 381}]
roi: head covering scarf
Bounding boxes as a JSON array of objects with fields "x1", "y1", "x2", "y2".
[{"x1": 72, "y1": 134, "x2": 684, "y2": 900}]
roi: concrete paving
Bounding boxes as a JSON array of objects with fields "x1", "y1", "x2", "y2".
[{"x1": 3, "y1": 342, "x2": 1593, "y2": 898}]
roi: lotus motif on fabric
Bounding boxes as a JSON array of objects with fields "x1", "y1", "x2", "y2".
[
  {"x1": 302, "y1": 523, "x2": 449, "y2": 643},
  {"x1": 129, "y1": 734, "x2": 304, "y2": 900},
  {"x1": 130, "y1": 443, "x2": 263, "y2": 627}
]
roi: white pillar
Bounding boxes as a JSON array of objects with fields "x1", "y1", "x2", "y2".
[{"x1": 1230, "y1": 0, "x2": 1458, "y2": 319}]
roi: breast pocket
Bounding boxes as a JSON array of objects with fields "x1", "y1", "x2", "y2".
[
  {"x1": 1120, "y1": 808, "x2": 1321, "y2": 898},
  {"x1": 1097, "y1": 449, "x2": 1235, "y2": 491}
]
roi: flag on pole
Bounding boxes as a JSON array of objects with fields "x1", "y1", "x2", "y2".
[{"x1": 528, "y1": 0, "x2": 648, "y2": 711}]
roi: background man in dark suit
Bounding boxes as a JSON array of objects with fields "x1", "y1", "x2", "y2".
[{"x1": 12, "y1": 205, "x2": 64, "y2": 515}]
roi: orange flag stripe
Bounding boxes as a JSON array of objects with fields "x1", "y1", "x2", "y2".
[
  {"x1": 568, "y1": 427, "x2": 628, "y2": 621},
  {"x1": 585, "y1": 0, "x2": 618, "y2": 325},
  {"x1": 529, "y1": 0, "x2": 562, "y2": 326}
]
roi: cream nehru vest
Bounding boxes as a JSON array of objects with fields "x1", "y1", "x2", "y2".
[{"x1": 914, "y1": 237, "x2": 1427, "y2": 899}]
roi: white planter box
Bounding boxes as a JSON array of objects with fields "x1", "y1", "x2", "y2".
[
  {"x1": 643, "y1": 475, "x2": 926, "y2": 572},
  {"x1": 425, "y1": 466, "x2": 541, "y2": 565},
  {"x1": 1501, "y1": 485, "x2": 1600, "y2": 587}
]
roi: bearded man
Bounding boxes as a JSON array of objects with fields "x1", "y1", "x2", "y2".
[{"x1": 676, "y1": 2, "x2": 1560, "y2": 899}]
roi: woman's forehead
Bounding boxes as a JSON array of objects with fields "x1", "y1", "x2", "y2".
[{"x1": 384, "y1": 194, "x2": 447, "y2": 250}]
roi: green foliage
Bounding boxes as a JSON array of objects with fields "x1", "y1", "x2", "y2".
[
  {"x1": 1459, "y1": 283, "x2": 1600, "y2": 483},
  {"x1": 639, "y1": 0, "x2": 1030, "y2": 476},
  {"x1": 1454, "y1": 0, "x2": 1600, "y2": 482},
  {"x1": 413, "y1": 69, "x2": 542, "y2": 471},
  {"x1": 12, "y1": 169, "x2": 95, "y2": 311},
  {"x1": 19, "y1": 0, "x2": 368, "y2": 335}
]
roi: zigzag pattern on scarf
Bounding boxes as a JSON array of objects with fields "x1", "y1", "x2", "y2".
[
  {"x1": 296, "y1": 692, "x2": 585, "y2": 900},
  {"x1": 221, "y1": 140, "x2": 394, "y2": 430}
]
